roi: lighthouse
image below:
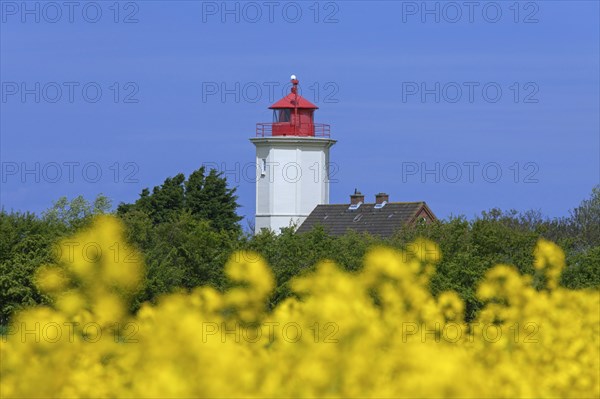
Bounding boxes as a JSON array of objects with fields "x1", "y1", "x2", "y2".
[{"x1": 250, "y1": 75, "x2": 337, "y2": 234}]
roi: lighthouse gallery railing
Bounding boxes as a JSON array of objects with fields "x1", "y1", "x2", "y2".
[{"x1": 256, "y1": 123, "x2": 331, "y2": 138}]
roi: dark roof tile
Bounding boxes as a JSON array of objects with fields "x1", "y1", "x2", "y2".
[{"x1": 297, "y1": 202, "x2": 436, "y2": 237}]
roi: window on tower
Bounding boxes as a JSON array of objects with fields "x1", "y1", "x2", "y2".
[
  {"x1": 261, "y1": 159, "x2": 267, "y2": 176},
  {"x1": 275, "y1": 109, "x2": 291, "y2": 123}
]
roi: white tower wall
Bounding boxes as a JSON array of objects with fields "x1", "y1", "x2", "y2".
[{"x1": 250, "y1": 136, "x2": 336, "y2": 234}]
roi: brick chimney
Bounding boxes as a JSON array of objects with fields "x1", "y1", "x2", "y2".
[
  {"x1": 350, "y1": 189, "x2": 364, "y2": 205},
  {"x1": 375, "y1": 192, "x2": 389, "y2": 205}
]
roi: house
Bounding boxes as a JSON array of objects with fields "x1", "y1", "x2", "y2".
[{"x1": 296, "y1": 191, "x2": 436, "y2": 237}]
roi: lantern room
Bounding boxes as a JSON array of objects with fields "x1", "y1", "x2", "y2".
[{"x1": 256, "y1": 76, "x2": 331, "y2": 137}]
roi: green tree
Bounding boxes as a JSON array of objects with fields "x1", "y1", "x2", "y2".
[
  {"x1": 568, "y1": 185, "x2": 600, "y2": 250},
  {"x1": 42, "y1": 194, "x2": 112, "y2": 229},
  {"x1": 118, "y1": 167, "x2": 241, "y2": 232},
  {"x1": 0, "y1": 195, "x2": 111, "y2": 323},
  {"x1": 562, "y1": 246, "x2": 600, "y2": 289},
  {"x1": 130, "y1": 212, "x2": 239, "y2": 310},
  {"x1": 1, "y1": 184, "x2": 598, "y2": 327}
]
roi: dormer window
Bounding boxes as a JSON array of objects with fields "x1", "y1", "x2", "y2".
[
  {"x1": 374, "y1": 201, "x2": 387, "y2": 209},
  {"x1": 348, "y1": 202, "x2": 362, "y2": 211}
]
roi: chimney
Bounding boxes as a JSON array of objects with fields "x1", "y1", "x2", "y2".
[
  {"x1": 375, "y1": 192, "x2": 389, "y2": 205},
  {"x1": 350, "y1": 189, "x2": 364, "y2": 205}
]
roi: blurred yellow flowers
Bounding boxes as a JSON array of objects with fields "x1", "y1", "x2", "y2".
[{"x1": 1, "y1": 216, "x2": 598, "y2": 398}]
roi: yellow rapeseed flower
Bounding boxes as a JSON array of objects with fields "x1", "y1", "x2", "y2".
[{"x1": 1, "y1": 219, "x2": 598, "y2": 398}]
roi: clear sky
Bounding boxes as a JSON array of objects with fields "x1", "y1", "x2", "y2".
[{"x1": 1, "y1": 1, "x2": 599, "y2": 226}]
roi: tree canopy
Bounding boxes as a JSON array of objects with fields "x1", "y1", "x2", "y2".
[
  {"x1": 116, "y1": 166, "x2": 242, "y2": 232},
  {"x1": 1, "y1": 177, "x2": 598, "y2": 325}
]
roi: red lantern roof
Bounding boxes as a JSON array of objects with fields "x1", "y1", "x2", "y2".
[{"x1": 269, "y1": 92, "x2": 319, "y2": 110}]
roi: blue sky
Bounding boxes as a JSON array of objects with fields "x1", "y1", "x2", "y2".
[{"x1": 1, "y1": 1, "x2": 599, "y2": 226}]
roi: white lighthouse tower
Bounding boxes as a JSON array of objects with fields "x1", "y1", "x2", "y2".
[{"x1": 250, "y1": 75, "x2": 336, "y2": 234}]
